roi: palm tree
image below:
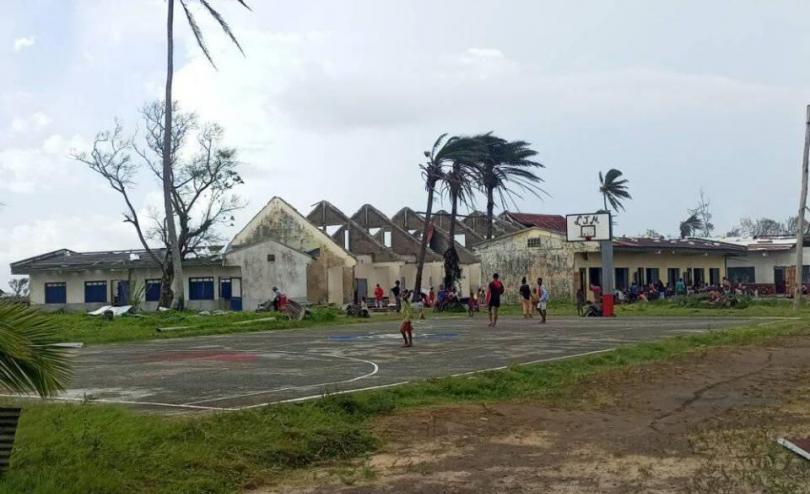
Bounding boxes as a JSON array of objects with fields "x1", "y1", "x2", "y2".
[
  {"x1": 679, "y1": 213, "x2": 704, "y2": 239},
  {"x1": 162, "y1": 0, "x2": 249, "y2": 309},
  {"x1": 440, "y1": 139, "x2": 480, "y2": 289},
  {"x1": 474, "y1": 133, "x2": 544, "y2": 240},
  {"x1": 598, "y1": 169, "x2": 631, "y2": 213},
  {"x1": 412, "y1": 134, "x2": 476, "y2": 299},
  {"x1": 0, "y1": 302, "x2": 70, "y2": 397}
]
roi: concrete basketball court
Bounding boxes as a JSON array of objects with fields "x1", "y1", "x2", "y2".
[{"x1": 46, "y1": 315, "x2": 772, "y2": 413}]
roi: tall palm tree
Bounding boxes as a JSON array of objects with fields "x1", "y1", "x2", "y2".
[
  {"x1": 163, "y1": 0, "x2": 249, "y2": 309},
  {"x1": 441, "y1": 139, "x2": 480, "y2": 289},
  {"x1": 0, "y1": 302, "x2": 70, "y2": 397},
  {"x1": 412, "y1": 134, "x2": 476, "y2": 298},
  {"x1": 679, "y1": 213, "x2": 703, "y2": 239},
  {"x1": 474, "y1": 133, "x2": 544, "y2": 240},
  {"x1": 598, "y1": 168, "x2": 631, "y2": 213}
]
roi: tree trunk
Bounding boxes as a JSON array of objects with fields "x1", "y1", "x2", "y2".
[
  {"x1": 794, "y1": 104, "x2": 810, "y2": 311},
  {"x1": 164, "y1": 0, "x2": 185, "y2": 310},
  {"x1": 444, "y1": 192, "x2": 460, "y2": 289},
  {"x1": 412, "y1": 184, "x2": 435, "y2": 301},
  {"x1": 486, "y1": 187, "x2": 495, "y2": 240},
  {"x1": 158, "y1": 266, "x2": 174, "y2": 309}
]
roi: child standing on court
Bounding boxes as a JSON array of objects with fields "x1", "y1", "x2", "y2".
[{"x1": 399, "y1": 289, "x2": 414, "y2": 347}]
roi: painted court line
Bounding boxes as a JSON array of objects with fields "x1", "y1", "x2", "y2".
[
  {"x1": 181, "y1": 352, "x2": 380, "y2": 406},
  {"x1": 235, "y1": 347, "x2": 621, "y2": 410}
]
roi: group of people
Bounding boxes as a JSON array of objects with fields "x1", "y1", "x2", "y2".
[
  {"x1": 393, "y1": 273, "x2": 551, "y2": 347},
  {"x1": 583, "y1": 276, "x2": 758, "y2": 308}
]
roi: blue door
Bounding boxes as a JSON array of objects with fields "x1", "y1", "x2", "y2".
[{"x1": 115, "y1": 281, "x2": 129, "y2": 306}]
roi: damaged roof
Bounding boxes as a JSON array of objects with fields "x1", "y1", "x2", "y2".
[
  {"x1": 501, "y1": 212, "x2": 567, "y2": 234},
  {"x1": 613, "y1": 237, "x2": 746, "y2": 254},
  {"x1": 11, "y1": 247, "x2": 223, "y2": 274}
]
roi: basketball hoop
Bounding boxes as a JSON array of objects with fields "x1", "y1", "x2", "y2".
[{"x1": 580, "y1": 225, "x2": 596, "y2": 241}]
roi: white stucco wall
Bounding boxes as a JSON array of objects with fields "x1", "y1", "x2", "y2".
[
  {"x1": 726, "y1": 247, "x2": 810, "y2": 284},
  {"x1": 28, "y1": 264, "x2": 241, "y2": 312},
  {"x1": 223, "y1": 239, "x2": 311, "y2": 311}
]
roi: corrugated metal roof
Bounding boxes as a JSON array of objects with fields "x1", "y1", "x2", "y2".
[
  {"x1": 502, "y1": 212, "x2": 567, "y2": 234},
  {"x1": 11, "y1": 247, "x2": 222, "y2": 274}
]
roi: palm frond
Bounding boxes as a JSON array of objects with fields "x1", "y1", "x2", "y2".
[
  {"x1": 0, "y1": 302, "x2": 71, "y2": 397},
  {"x1": 199, "y1": 0, "x2": 245, "y2": 55},
  {"x1": 180, "y1": 0, "x2": 217, "y2": 68},
  {"x1": 233, "y1": 0, "x2": 252, "y2": 11}
]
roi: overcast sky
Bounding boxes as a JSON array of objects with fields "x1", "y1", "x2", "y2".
[{"x1": 2, "y1": 0, "x2": 809, "y2": 286}]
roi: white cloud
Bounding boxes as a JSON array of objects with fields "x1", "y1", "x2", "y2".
[
  {"x1": 10, "y1": 112, "x2": 52, "y2": 133},
  {"x1": 0, "y1": 133, "x2": 85, "y2": 193},
  {"x1": 0, "y1": 214, "x2": 137, "y2": 287},
  {"x1": 13, "y1": 36, "x2": 35, "y2": 52},
  {"x1": 465, "y1": 48, "x2": 505, "y2": 59}
]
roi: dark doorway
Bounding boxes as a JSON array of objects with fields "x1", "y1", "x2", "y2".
[
  {"x1": 775, "y1": 267, "x2": 786, "y2": 294},
  {"x1": 588, "y1": 267, "x2": 602, "y2": 288},
  {"x1": 355, "y1": 278, "x2": 368, "y2": 304},
  {"x1": 114, "y1": 280, "x2": 129, "y2": 306}
]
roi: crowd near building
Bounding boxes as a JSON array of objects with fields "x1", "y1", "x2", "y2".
[{"x1": 10, "y1": 196, "x2": 810, "y2": 311}]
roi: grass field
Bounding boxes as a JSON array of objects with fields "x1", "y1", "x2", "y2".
[
  {"x1": 42, "y1": 308, "x2": 406, "y2": 345},
  {"x1": 43, "y1": 297, "x2": 810, "y2": 346},
  {"x1": 1, "y1": 315, "x2": 808, "y2": 494}
]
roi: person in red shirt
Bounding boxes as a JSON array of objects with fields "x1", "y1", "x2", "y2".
[
  {"x1": 487, "y1": 273, "x2": 505, "y2": 328},
  {"x1": 373, "y1": 283, "x2": 384, "y2": 309},
  {"x1": 427, "y1": 287, "x2": 436, "y2": 308}
]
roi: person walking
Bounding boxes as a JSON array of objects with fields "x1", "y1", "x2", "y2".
[
  {"x1": 373, "y1": 283, "x2": 384, "y2": 309},
  {"x1": 399, "y1": 289, "x2": 414, "y2": 347},
  {"x1": 391, "y1": 280, "x2": 402, "y2": 312},
  {"x1": 487, "y1": 273, "x2": 505, "y2": 328},
  {"x1": 537, "y1": 278, "x2": 549, "y2": 323},
  {"x1": 576, "y1": 287, "x2": 585, "y2": 316},
  {"x1": 519, "y1": 277, "x2": 532, "y2": 318}
]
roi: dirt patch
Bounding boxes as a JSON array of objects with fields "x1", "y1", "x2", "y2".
[{"x1": 263, "y1": 337, "x2": 810, "y2": 494}]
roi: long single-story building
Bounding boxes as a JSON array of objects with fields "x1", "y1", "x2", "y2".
[
  {"x1": 11, "y1": 240, "x2": 312, "y2": 312},
  {"x1": 574, "y1": 237, "x2": 747, "y2": 298}
]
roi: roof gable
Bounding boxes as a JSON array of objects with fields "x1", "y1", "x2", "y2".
[{"x1": 230, "y1": 197, "x2": 356, "y2": 266}]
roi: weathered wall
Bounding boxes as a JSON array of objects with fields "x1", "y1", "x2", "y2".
[
  {"x1": 232, "y1": 197, "x2": 356, "y2": 304},
  {"x1": 223, "y1": 239, "x2": 310, "y2": 310},
  {"x1": 28, "y1": 265, "x2": 241, "y2": 312},
  {"x1": 476, "y1": 229, "x2": 577, "y2": 303}
]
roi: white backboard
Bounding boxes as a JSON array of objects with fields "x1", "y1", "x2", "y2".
[{"x1": 566, "y1": 213, "x2": 611, "y2": 241}]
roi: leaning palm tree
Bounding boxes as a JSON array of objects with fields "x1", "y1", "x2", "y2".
[
  {"x1": 474, "y1": 133, "x2": 545, "y2": 240},
  {"x1": 598, "y1": 168, "x2": 632, "y2": 213},
  {"x1": 441, "y1": 141, "x2": 480, "y2": 289},
  {"x1": 412, "y1": 134, "x2": 478, "y2": 299},
  {"x1": 0, "y1": 302, "x2": 70, "y2": 397},
  {"x1": 162, "y1": 0, "x2": 249, "y2": 309},
  {"x1": 679, "y1": 213, "x2": 704, "y2": 239}
]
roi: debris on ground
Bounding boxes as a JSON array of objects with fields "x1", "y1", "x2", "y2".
[
  {"x1": 778, "y1": 437, "x2": 810, "y2": 461},
  {"x1": 87, "y1": 305, "x2": 132, "y2": 317}
]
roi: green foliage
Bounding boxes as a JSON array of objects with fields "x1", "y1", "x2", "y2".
[
  {"x1": 38, "y1": 309, "x2": 403, "y2": 345},
  {"x1": 0, "y1": 401, "x2": 376, "y2": 494},
  {"x1": 0, "y1": 302, "x2": 71, "y2": 397}
]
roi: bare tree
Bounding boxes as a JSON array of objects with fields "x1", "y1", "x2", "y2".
[
  {"x1": 688, "y1": 189, "x2": 713, "y2": 237},
  {"x1": 8, "y1": 278, "x2": 29, "y2": 297},
  {"x1": 136, "y1": 102, "x2": 244, "y2": 259},
  {"x1": 730, "y1": 217, "x2": 792, "y2": 237},
  {"x1": 74, "y1": 103, "x2": 244, "y2": 308}
]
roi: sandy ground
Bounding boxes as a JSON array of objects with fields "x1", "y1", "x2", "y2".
[{"x1": 266, "y1": 335, "x2": 810, "y2": 494}]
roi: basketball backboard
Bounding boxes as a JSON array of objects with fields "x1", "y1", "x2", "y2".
[{"x1": 566, "y1": 213, "x2": 611, "y2": 241}]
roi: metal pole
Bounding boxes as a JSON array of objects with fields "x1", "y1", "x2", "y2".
[{"x1": 794, "y1": 105, "x2": 810, "y2": 310}]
